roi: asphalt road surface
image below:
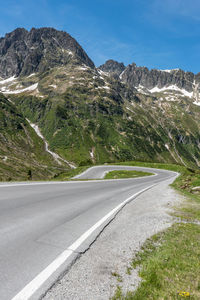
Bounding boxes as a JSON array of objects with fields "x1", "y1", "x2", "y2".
[{"x1": 0, "y1": 165, "x2": 177, "y2": 300}]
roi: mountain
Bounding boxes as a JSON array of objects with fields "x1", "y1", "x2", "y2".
[
  {"x1": 99, "y1": 60, "x2": 200, "y2": 95},
  {"x1": 0, "y1": 28, "x2": 200, "y2": 181},
  {"x1": 0, "y1": 27, "x2": 94, "y2": 78},
  {"x1": 98, "y1": 60, "x2": 125, "y2": 77}
]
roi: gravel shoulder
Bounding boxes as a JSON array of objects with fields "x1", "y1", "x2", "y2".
[{"x1": 43, "y1": 176, "x2": 182, "y2": 300}]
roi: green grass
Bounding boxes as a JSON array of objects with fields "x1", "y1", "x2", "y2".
[
  {"x1": 116, "y1": 161, "x2": 200, "y2": 222},
  {"x1": 51, "y1": 166, "x2": 89, "y2": 181},
  {"x1": 111, "y1": 161, "x2": 200, "y2": 299},
  {"x1": 114, "y1": 223, "x2": 200, "y2": 300},
  {"x1": 54, "y1": 164, "x2": 153, "y2": 181},
  {"x1": 115, "y1": 161, "x2": 187, "y2": 173},
  {"x1": 104, "y1": 170, "x2": 153, "y2": 179},
  {"x1": 12, "y1": 78, "x2": 200, "y2": 169}
]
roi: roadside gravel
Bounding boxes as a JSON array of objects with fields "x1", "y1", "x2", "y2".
[{"x1": 43, "y1": 176, "x2": 182, "y2": 300}]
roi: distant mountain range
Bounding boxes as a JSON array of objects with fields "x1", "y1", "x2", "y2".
[
  {"x1": 0, "y1": 27, "x2": 199, "y2": 180},
  {"x1": 99, "y1": 59, "x2": 200, "y2": 95}
]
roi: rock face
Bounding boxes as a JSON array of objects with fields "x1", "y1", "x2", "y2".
[
  {"x1": 0, "y1": 27, "x2": 94, "y2": 78},
  {"x1": 121, "y1": 64, "x2": 196, "y2": 92},
  {"x1": 99, "y1": 61, "x2": 200, "y2": 93},
  {"x1": 98, "y1": 60, "x2": 125, "y2": 77},
  {"x1": 1, "y1": 27, "x2": 199, "y2": 93},
  {"x1": 0, "y1": 27, "x2": 200, "y2": 173}
]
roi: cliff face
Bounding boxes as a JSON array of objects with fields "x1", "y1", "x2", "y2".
[
  {"x1": 99, "y1": 60, "x2": 200, "y2": 93},
  {"x1": 1, "y1": 27, "x2": 199, "y2": 93},
  {"x1": 0, "y1": 27, "x2": 94, "y2": 78},
  {"x1": 120, "y1": 64, "x2": 196, "y2": 92}
]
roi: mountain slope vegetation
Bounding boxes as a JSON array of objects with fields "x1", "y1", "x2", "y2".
[
  {"x1": 0, "y1": 27, "x2": 200, "y2": 180},
  {"x1": 0, "y1": 93, "x2": 68, "y2": 180}
]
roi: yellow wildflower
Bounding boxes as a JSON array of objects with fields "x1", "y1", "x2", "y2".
[{"x1": 178, "y1": 291, "x2": 190, "y2": 297}]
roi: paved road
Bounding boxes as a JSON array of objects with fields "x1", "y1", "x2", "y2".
[{"x1": 0, "y1": 166, "x2": 177, "y2": 300}]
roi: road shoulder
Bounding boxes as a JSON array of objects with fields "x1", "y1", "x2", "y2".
[{"x1": 43, "y1": 176, "x2": 181, "y2": 300}]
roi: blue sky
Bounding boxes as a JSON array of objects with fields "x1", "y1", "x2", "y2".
[{"x1": 0, "y1": 0, "x2": 200, "y2": 73}]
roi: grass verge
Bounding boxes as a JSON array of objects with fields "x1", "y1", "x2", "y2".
[
  {"x1": 52, "y1": 166, "x2": 89, "y2": 180},
  {"x1": 115, "y1": 161, "x2": 200, "y2": 222},
  {"x1": 113, "y1": 223, "x2": 200, "y2": 300},
  {"x1": 104, "y1": 170, "x2": 153, "y2": 180},
  {"x1": 111, "y1": 161, "x2": 200, "y2": 299}
]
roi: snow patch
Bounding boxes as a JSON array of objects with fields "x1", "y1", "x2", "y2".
[
  {"x1": 49, "y1": 84, "x2": 57, "y2": 89},
  {"x1": 27, "y1": 73, "x2": 36, "y2": 78},
  {"x1": 193, "y1": 101, "x2": 200, "y2": 106},
  {"x1": 126, "y1": 106, "x2": 134, "y2": 113},
  {"x1": 27, "y1": 119, "x2": 76, "y2": 169},
  {"x1": 90, "y1": 149, "x2": 94, "y2": 159},
  {"x1": 136, "y1": 85, "x2": 150, "y2": 95},
  {"x1": 160, "y1": 69, "x2": 179, "y2": 73},
  {"x1": 77, "y1": 65, "x2": 89, "y2": 71},
  {"x1": 0, "y1": 86, "x2": 7, "y2": 92},
  {"x1": 103, "y1": 86, "x2": 110, "y2": 90},
  {"x1": 161, "y1": 70, "x2": 171, "y2": 73},
  {"x1": 3, "y1": 83, "x2": 38, "y2": 94},
  {"x1": 67, "y1": 50, "x2": 73, "y2": 55},
  {"x1": 119, "y1": 69, "x2": 125, "y2": 79},
  {"x1": 62, "y1": 49, "x2": 73, "y2": 55},
  {"x1": 97, "y1": 69, "x2": 109, "y2": 77},
  {"x1": 95, "y1": 86, "x2": 110, "y2": 91},
  {"x1": 150, "y1": 85, "x2": 193, "y2": 98},
  {"x1": 168, "y1": 132, "x2": 173, "y2": 140},
  {"x1": 0, "y1": 76, "x2": 16, "y2": 85},
  {"x1": 7, "y1": 98, "x2": 14, "y2": 104},
  {"x1": 165, "y1": 96, "x2": 177, "y2": 102}
]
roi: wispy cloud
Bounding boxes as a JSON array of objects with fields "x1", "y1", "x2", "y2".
[
  {"x1": 150, "y1": 0, "x2": 200, "y2": 19},
  {"x1": 83, "y1": 37, "x2": 139, "y2": 66},
  {"x1": 143, "y1": 0, "x2": 200, "y2": 36}
]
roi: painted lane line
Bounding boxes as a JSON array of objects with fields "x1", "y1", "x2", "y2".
[{"x1": 11, "y1": 184, "x2": 155, "y2": 300}]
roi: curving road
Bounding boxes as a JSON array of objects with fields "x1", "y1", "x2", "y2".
[{"x1": 0, "y1": 165, "x2": 177, "y2": 300}]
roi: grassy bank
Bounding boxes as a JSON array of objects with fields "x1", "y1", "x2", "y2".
[
  {"x1": 115, "y1": 161, "x2": 200, "y2": 221},
  {"x1": 52, "y1": 166, "x2": 89, "y2": 180},
  {"x1": 111, "y1": 161, "x2": 200, "y2": 299},
  {"x1": 104, "y1": 170, "x2": 153, "y2": 180},
  {"x1": 113, "y1": 223, "x2": 200, "y2": 300}
]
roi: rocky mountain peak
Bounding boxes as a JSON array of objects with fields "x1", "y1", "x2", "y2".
[
  {"x1": 4, "y1": 27, "x2": 28, "y2": 40},
  {"x1": 98, "y1": 59, "x2": 198, "y2": 93},
  {"x1": 98, "y1": 59, "x2": 126, "y2": 76},
  {"x1": 110, "y1": 62, "x2": 197, "y2": 93},
  {"x1": 0, "y1": 27, "x2": 95, "y2": 78}
]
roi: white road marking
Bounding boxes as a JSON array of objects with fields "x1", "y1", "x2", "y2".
[{"x1": 11, "y1": 184, "x2": 155, "y2": 300}]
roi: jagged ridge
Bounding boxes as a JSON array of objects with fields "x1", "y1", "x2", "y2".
[
  {"x1": 0, "y1": 27, "x2": 94, "y2": 78},
  {"x1": 99, "y1": 60, "x2": 200, "y2": 94}
]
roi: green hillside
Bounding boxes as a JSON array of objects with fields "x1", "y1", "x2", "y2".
[
  {"x1": 0, "y1": 93, "x2": 68, "y2": 181},
  {"x1": 9, "y1": 64, "x2": 200, "y2": 170}
]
